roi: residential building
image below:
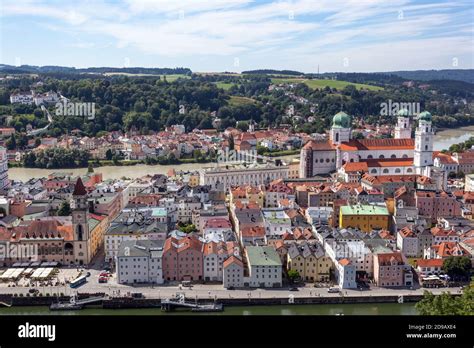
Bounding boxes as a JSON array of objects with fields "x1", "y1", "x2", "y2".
[
  {"x1": 245, "y1": 246, "x2": 282, "y2": 288},
  {"x1": 116, "y1": 240, "x2": 164, "y2": 284},
  {"x1": 223, "y1": 256, "x2": 244, "y2": 288},
  {"x1": 373, "y1": 252, "x2": 413, "y2": 287},
  {"x1": 339, "y1": 204, "x2": 390, "y2": 232}
]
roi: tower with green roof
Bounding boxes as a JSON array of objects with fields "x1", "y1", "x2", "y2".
[
  {"x1": 330, "y1": 111, "x2": 352, "y2": 145},
  {"x1": 414, "y1": 111, "x2": 434, "y2": 175},
  {"x1": 394, "y1": 108, "x2": 412, "y2": 139}
]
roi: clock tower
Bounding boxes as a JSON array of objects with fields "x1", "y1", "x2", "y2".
[{"x1": 72, "y1": 177, "x2": 90, "y2": 265}]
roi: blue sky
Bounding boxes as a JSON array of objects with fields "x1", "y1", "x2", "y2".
[{"x1": 0, "y1": 0, "x2": 473, "y2": 72}]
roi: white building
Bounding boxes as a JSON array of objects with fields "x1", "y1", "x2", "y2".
[
  {"x1": 396, "y1": 227, "x2": 419, "y2": 257},
  {"x1": 414, "y1": 111, "x2": 434, "y2": 175},
  {"x1": 336, "y1": 259, "x2": 357, "y2": 289},
  {"x1": 201, "y1": 163, "x2": 289, "y2": 190},
  {"x1": 245, "y1": 246, "x2": 282, "y2": 288},
  {"x1": 203, "y1": 241, "x2": 240, "y2": 282},
  {"x1": 305, "y1": 206, "x2": 333, "y2": 225},
  {"x1": 262, "y1": 209, "x2": 292, "y2": 237},
  {"x1": 10, "y1": 92, "x2": 33, "y2": 105},
  {"x1": 202, "y1": 218, "x2": 234, "y2": 243},
  {"x1": 394, "y1": 109, "x2": 412, "y2": 139},
  {"x1": 466, "y1": 174, "x2": 474, "y2": 192},
  {"x1": 223, "y1": 256, "x2": 244, "y2": 288},
  {"x1": 116, "y1": 240, "x2": 164, "y2": 284},
  {"x1": 0, "y1": 147, "x2": 9, "y2": 189},
  {"x1": 105, "y1": 213, "x2": 167, "y2": 262}
]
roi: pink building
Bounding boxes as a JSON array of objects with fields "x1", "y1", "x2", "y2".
[
  {"x1": 162, "y1": 236, "x2": 203, "y2": 282},
  {"x1": 415, "y1": 191, "x2": 462, "y2": 223},
  {"x1": 373, "y1": 252, "x2": 412, "y2": 288}
]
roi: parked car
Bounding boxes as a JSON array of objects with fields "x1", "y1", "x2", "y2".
[
  {"x1": 28, "y1": 288, "x2": 39, "y2": 294},
  {"x1": 98, "y1": 277, "x2": 108, "y2": 284},
  {"x1": 328, "y1": 287, "x2": 340, "y2": 293},
  {"x1": 289, "y1": 287, "x2": 299, "y2": 291}
]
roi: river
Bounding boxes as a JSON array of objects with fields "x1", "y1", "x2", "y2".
[
  {"x1": 0, "y1": 302, "x2": 417, "y2": 315},
  {"x1": 9, "y1": 155, "x2": 300, "y2": 182},
  {"x1": 8, "y1": 125, "x2": 474, "y2": 181},
  {"x1": 433, "y1": 125, "x2": 474, "y2": 151}
]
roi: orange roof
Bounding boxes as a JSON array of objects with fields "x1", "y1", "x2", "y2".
[
  {"x1": 343, "y1": 162, "x2": 368, "y2": 172},
  {"x1": 416, "y1": 259, "x2": 443, "y2": 268},
  {"x1": 377, "y1": 252, "x2": 404, "y2": 265},
  {"x1": 339, "y1": 138, "x2": 415, "y2": 151},
  {"x1": 303, "y1": 140, "x2": 334, "y2": 151},
  {"x1": 431, "y1": 227, "x2": 457, "y2": 237},
  {"x1": 399, "y1": 227, "x2": 416, "y2": 238},
  {"x1": 241, "y1": 226, "x2": 265, "y2": 238},
  {"x1": 365, "y1": 158, "x2": 413, "y2": 167},
  {"x1": 432, "y1": 242, "x2": 468, "y2": 257},
  {"x1": 339, "y1": 258, "x2": 351, "y2": 266},
  {"x1": 223, "y1": 255, "x2": 243, "y2": 268}
]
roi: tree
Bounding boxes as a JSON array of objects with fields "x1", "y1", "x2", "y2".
[
  {"x1": 443, "y1": 256, "x2": 472, "y2": 281},
  {"x1": 57, "y1": 202, "x2": 71, "y2": 216},
  {"x1": 6, "y1": 133, "x2": 16, "y2": 150},
  {"x1": 178, "y1": 223, "x2": 197, "y2": 234},
  {"x1": 287, "y1": 269, "x2": 300, "y2": 284},
  {"x1": 416, "y1": 284, "x2": 474, "y2": 315},
  {"x1": 105, "y1": 149, "x2": 113, "y2": 160},
  {"x1": 87, "y1": 163, "x2": 94, "y2": 173}
]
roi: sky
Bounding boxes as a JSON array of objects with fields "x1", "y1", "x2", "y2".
[{"x1": 0, "y1": 0, "x2": 473, "y2": 73}]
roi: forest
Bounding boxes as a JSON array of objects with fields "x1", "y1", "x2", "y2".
[{"x1": 0, "y1": 69, "x2": 473, "y2": 139}]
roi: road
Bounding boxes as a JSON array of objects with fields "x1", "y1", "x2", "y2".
[{"x1": 0, "y1": 276, "x2": 464, "y2": 301}]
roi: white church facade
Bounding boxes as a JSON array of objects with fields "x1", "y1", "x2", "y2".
[{"x1": 300, "y1": 110, "x2": 444, "y2": 188}]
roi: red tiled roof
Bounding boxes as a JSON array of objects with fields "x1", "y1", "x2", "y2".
[
  {"x1": 416, "y1": 259, "x2": 443, "y2": 268},
  {"x1": 240, "y1": 226, "x2": 265, "y2": 238},
  {"x1": 303, "y1": 140, "x2": 334, "y2": 151},
  {"x1": 342, "y1": 162, "x2": 368, "y2": 172},
  {"x1": 223, "y1": 255, "x2": 243, "y2": 268},
  {"x1": 365, "y1": 158, "x2": 413, "y2": 167},
  {"x1": 339, "y1": 138, "x2": 414, "y2": 151}
]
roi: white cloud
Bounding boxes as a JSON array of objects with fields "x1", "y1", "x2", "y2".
[{"x1": 1, "y1": 0, "x2": 472, "y2": 71}]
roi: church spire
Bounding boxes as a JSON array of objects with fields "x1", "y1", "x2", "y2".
[{"x1": 73, "y1": 177, "x2": 87, "y2": 196}]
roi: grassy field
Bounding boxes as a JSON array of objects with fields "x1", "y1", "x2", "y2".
[
  {"x1": 103, "y1": 72, "x2": 190, "y2": 81},
  {"x1": 229, "y1": 96, "x2": 256, "y2": 106},
  {"x1": 215, "y1": 82, "x2": 236, "y2": 90},
  {"x1": 271, "y1": 78, "x2": 383, "y2": 91}
]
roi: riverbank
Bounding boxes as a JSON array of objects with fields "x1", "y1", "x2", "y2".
[
  {"x1": 0, "y1": 293, "x2": 423, "y2": 315},
  {"x1": 0, "y1": 302, "x2": 418, "y2": 315}
]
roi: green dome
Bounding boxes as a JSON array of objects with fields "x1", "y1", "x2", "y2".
[
  {"x1": 332, "y1": 111, "x2": 351, "y2": 128},
  {"x1": 418, "y1": 111, "x2": 432, "y2": 122},
  {"x1": 397, "y1": 108, "x2": 410, "y2": 116}
]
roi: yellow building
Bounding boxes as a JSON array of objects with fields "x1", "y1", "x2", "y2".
[
  {"x1": 229, "y1": 185, "x2": 264, "y2": 207},
  {"x1": 287, "y1": 243, "x2": 332, "y2": 282},
  {"x1": 188, "y1": 172, "x2": 200, "y2": 187},
  {"x1": 88, "y1": 213, "x2": 109, "y2": 259},
  {"x1": 339, "y1": 204, "x2": 390, "y2": 232}
]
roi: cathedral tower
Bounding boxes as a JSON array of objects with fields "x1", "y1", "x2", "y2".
[
  {"x1": 414, "y1": 111, "x2": 434, "y2": 175},
  {"x1": 72, "y1": 177, "x2": 90, "y2": 265},
  {"x1": 394, "y1": 108, "x2": 412, "y2": 139}
]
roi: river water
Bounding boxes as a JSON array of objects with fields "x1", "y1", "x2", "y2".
[
  {"x1": 0, "y1": 302, "x2": 417, "y2": 315},
  {"x1": 8, "y1": 125, "x2": 474, "y2": 182}
]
